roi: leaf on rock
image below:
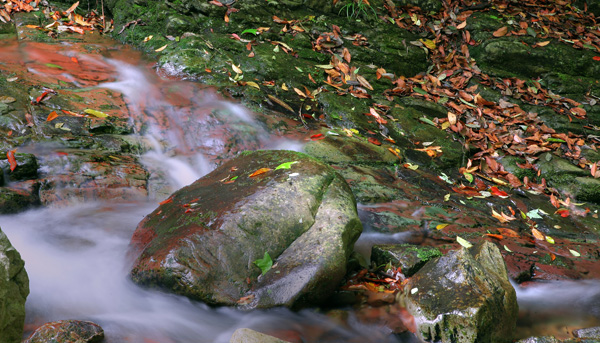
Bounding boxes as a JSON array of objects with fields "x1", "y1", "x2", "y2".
[
  {"x1": 493, "y1": 26, "x2": 508, "y2": 37},
  {"x1": 456, "y1": 236, "x2": 473, "y2": 248},
  {"x1": 531, "y1": 228, "x2": 545, "y2": 240},
  {"x1": 254, "y1": 252, "x2": 273, "y2": 275},
  {"x1": 249, "y1": 168, "x2": 271, "y2": 177},
  {"x1": 274, "y1": 161, "x2": 298, "y2": 170},
  {"x1": 7, "y1": 149, "x2": 17, "y2": 171},
  {"x1": 84, "y1": 109, "x2": 109, "y2": 118},
  {"x1": 0, "y1": 96, "x2": 16, "y2": 103},
  {"x1": 46, "y1": 111, "x2": 59, "y2": 121},
  {"x1": 569, "y1": 249, "x2": 581, "y2": 257}
]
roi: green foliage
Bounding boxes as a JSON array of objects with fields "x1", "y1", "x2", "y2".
[
  {"x1": 338, "y1": 0, "x2": 376, "y2": 19},
  {"x1": 254, "y1": 252, "x2": 273, "y2": 275}
]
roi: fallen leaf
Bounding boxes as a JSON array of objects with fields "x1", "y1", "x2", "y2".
[
  {"x1": 46, "y1": 111, "x2": 59, "y2": 121},
  {"x1": 65, "y1": 1, "x2": 79, "y2": 14},
  {"x1": 249, "y1": 168, "x2": 271, "y2": 177},
  {"x1": 545, "y1": 236, "x2": 555, "y2": 244},
  {"x1": 159, "y1": 198, "x2": 173, "y2": 205},
  {"x1": 368, "y1": 137, "x2": 382, "y2": 145},
  {"x1": 536, "y1": 40, "x2": 550, "y2": 47},
  {"x1": 155, "y1": 44, "x2": 168, "y2": 52},
  {"x1": 7, "y1": 149, "x2": 17, "y2": 172},
  {"x1": 274, "y1": 161, "x2": 298, "y2": 170},
  {"x1": 531, "y1": 228, "x2": 545, "y2": 240},
  {"x1": 490, "y1": 186, "x2": 509, "y2": 198},
  {"x1": 493, "y1": 26, "x2": 508, "y2": 37},
  {"x1": 84, "y1": 109, "x2": 109, "y2": 118},
  {"x1": 436, "y1": 223, "x2": 449, "y2": 230},
  {"x1": 485, "y1": 233, "x2": 504, "y2": 240},
  {"x1": 569, "y1": 249, "x2": 581, "y2": 257},
  {"x1": 356, "y1": 75, "x2": 373, "y2": 91},
  {"x1": 267, "y1": 95, "x2": 294, "y2": 113},
  {"x1": 593, "y1": 56, "x2": 600, "y2": 61},
  {"x1": 497, "y1": 228, "x2": 519, "y2": 237},
  {"x1": 456, "y1": 236, "x2": 473, "y2": 248},
  {"x1": 254, "y1": 251, "x2": 273, "y2": 275},
  {"x1": 456, "y1": 20, "x2": 467, "y2": 29},
  {"x1": 232, "y1": 64, "x2": 243, "y2": 74}
]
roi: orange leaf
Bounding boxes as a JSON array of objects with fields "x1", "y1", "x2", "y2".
[
  {"x1": 593, "y1": 56, "x2": 600, "y2": 61},
  {"x1": 492, "y1": 26, "x2": 508, "y2": 37},
  {"x1": 591, "y1": 162, "x2": 598, "y2": 178},
  {"x1": 249, "y1": 168, "x2": 271, "y2": 177},
  {"x1": 550, "y1": 194, "x2": 560, "y2": 208},
  {"x1": 159, "y1": 198, "x2": 173, "y2": 205},
  {"x1": 46, "y1": 111, "x2": 59, "y2": 122},
  {"x1": 456, "y1": 20, "x2": 467, "y2": 29},
  {"x1": 6, "y1": 149, "x2": 17, "y2": 172},
  {"x1": 531, "y1": 228, "x2": 545, "y2": 240},
  {"x1": 388, "y1": 148, "x2": 401, "y2": 159},
  {"x1": 342, "y1": 47, "x2": 351, "y2": 63},
  {"x1": 310, "y1": 133, "x2": 324, "y2": 140},
  {"x1": 555, "y1": 209, "x2": 570, "y2": 218},
  {"x1": 485, "y1": 233, "x2": 504, "y2": 240},
  {"x1": 497, "y1": 227, "x2": 519, "y2": 238}
]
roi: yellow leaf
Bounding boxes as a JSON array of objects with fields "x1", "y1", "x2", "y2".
[
  {"x1": 536, "y1": 41, "x2": 550, "y2": 47},
  {"x1": 84, "y1": 109, "x2": 109, "y2": 118},
  {"x1": 531, "y1": 228, "x2": 545, "y2": 240},
  {"x1": 143, "y1": 35, "x2": 153, "y2": 42},
  {"x1": 245, "y1": 81, "x2": 260, "y2": 90},
  {"x1": 281, "y1": 83, "x2": 288, "y2": 91},
  {"x1": 419, "y1": 39, "x2": 436, "y2": 50},
  {"x1": 436, "y1": 223, "x2": 449, "y2": 230},
  {"x1": 155, "y1": 44, "x2": 168, "y2": 52},
  {"x1": 232, "y1": 64, "x2": 243, "y2": 74}
]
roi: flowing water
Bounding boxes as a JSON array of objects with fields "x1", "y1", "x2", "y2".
[{"x1": 1, "y1": 35, "x2": 599, "y2": 342}]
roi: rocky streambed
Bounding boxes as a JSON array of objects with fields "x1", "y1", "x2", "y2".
[{"x1": 0, "y1": 0, "x2": 599, "y2": 342}]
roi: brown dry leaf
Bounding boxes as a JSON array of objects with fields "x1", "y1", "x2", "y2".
[
  {"x1": 448, "y1": 112, "x2": 457, "y2": 125},
  {"x1": 497, "y1": 227, "x2": 519, "y2": 238},
  {"x1": 356, "y1": 75, "x2": 373, "y2": 90},
  {"x1": 0, "y1": 9, "x2": 11, "y2": 22},
  {"x1": 65, "y1": 1, "x2": 79, "y2": 14},
  {"x1": 492, "y1": 209, "x2": 516, "y2": 223},
  {"x1": 536, "y1": 41, "x2": 550, "y2": 47},
  {"x1": 267, "y1": 95, "x2": 294, "y2": 113},
  {"x1": 592, "y1": 163, "x2": 599, "y2": 178},
  {"x1": 531, "y1": 228, "x2": 545, "y2": 240},
  {"x1": 376, "y1": 67, "x2": 386, "y2": 80},
  {"x1": 342, "y1": 47, "x2": 351, "y2": 63},
  {"x1": 249, "y1": 168, "x2": 271, "y2": 177},
  {"x1": 293, "y1": 87, "x2": 307, "y2": 98},
  {"x1": 456, "y1": 20, "x2": 467, "y2": 29},
  {"x1": 493, "y1": 26, "x2": 508, "y2": 37}
]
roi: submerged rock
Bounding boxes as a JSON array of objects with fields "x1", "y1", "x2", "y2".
[
  {"x1": 0, "y1": 228, "x2": 28, "y2": 343},
  {"x1": 24, "y1": 320, "x2": 104, "y2": 343},
  {"x1": 403, "y1": 241, "x2": 518, "y2": 343},
  {"x1": 230, "y1": 328, "x2": 292, "y2": 343},
  {"x1": 129, "y1": 150, "x2": 362, "y2": 308}
]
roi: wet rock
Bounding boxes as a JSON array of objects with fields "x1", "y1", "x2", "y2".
[
  {"x1": 0, "y1": 228, "x2": 28, "y2": 343},
  {"x1": 0, "y1": 153, "x2": 38, "y2": 182},
  {"x1": 130, "y1": 150, "x2": 362, "y2": 308},
  {"x1": 403, "y1": 241, "x2": 518, "y2": 343},
  {"x1": 396, "y1": 0, "x2": 442, "y2": 12},
  {"x1": 0, "y1": 187, "x2": 38, "y2": 214},
  {"x1": 24, "y1": 320, "x2": 104, "y2": 343},
  {"x1": 230, "y1": 328, "x2": 292, "y2": 343},
  {"x1": 574, "y1": 326, "x2": 600, "y2": 338},
  {"x1": 304, "y1": 134, "x2": 398, "y2": 165},
  {"x1": 515, "y1": 337, "x2": 560, "y2": 343},
  {"x1": 371, "y1": 244, "x2": 442, "y2": 277}
]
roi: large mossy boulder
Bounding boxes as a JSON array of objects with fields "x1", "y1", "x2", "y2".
[
  {"x1": 0, "y1": 229, "x2": 29, "y2": 343},
  {"x1": 129, "y1": 150, "x2": 362, "y2": 308},
  {"x1": 403, "y1": 241, "x2": 518, "y2": 343}
]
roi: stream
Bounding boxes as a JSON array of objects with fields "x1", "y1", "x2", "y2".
[{"x1": 0, "y1": 29, "x2": 599, "y2": 342}]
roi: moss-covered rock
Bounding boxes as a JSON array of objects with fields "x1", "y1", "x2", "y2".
[
  {"x1": 130, "y1": 150, "x2": 362, "y2": 308},
  {"x1": 0, "y1": 228, "x2": 28, "y2": 343},
  {"x1": 404, "y1": 241, "x2": 518, "y2": 343},
  {"x1": 371, "y1": 243, "x2": 442, "y2": 276},
  {"x1": 24, "y1": 320, "x2": 104, "y2": 343}
]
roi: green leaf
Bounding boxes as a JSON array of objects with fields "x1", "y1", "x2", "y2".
[
  {"x1": 439, "y1": 172, "x2": 453, "y2": 184},
  {"x1": 464, "y1": 172, "x2": 473, "y2": 183},
  {"x1": 275, "y1": 161, "x2": 299, "y2": 170},
  {"x1": 405, "y1": 163, "x2": 419, "y2": 170},
  {"x1": 456, "y1": 236, "x2": 473, "y2": 248},
  {"x1": 545, "y1": 236, "x2": 555, "y2": 244},
  {"x1": 526, "y1": 209, "x2": 543, "y2": 219},
  {"x1": 84, "y1": 109, "x2": 109, "y2": 118},
  {"x1": 241, "y1": 29, "x2": 258, "y2": 35},
  {"x1": 546, "y1": 138, "x2": 566, "y2": 143},
  {"x1": 419, "y1": 117, "x2": 437, "y2": 126},
  {"x1": 254, "y1": 252, "x2": 273, "y2": 275},
  {"x1": 527, "y1": 27, "x2": 537, "y2": 37},
  {"x1": 413, "y1": 87, "x2": 428, "y2": 95},
  {"x1": 45, "y1": 63, "x2": 63, "y2": 69}
]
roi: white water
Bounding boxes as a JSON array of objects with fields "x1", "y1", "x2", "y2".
[{"x1": 0, "y1": 203, "x2": 401, "y2": 343}]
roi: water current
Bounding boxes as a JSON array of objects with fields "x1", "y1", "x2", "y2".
[{"x1": 0, "y1": 37, "x2": 599, "y2": 342}]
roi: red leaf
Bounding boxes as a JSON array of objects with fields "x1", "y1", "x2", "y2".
[
  {"x1": 249, "y1": 167, "x2": 271, "y2": 177},
  {"x1": 593, "y1": 56, "x2": 600, "y2": 61},
  {"x1": 489, "y1": 186, "x2": 509, "y2": 198},
  {"x1": 556, "y1": 209, "x2": 570, "y2": 217},
  {"x1": 7, "y1": 149, "x2": 17, "y2": 172},
  {"x1": 368, "y1": 137, "x2": 382, "y2": 146},
  {"x1": 34, "y1": 91, "x2": 49, "y2": 104},
  {"x1": 310, "y1": 133, "x2": 324, "y2": 140}
]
